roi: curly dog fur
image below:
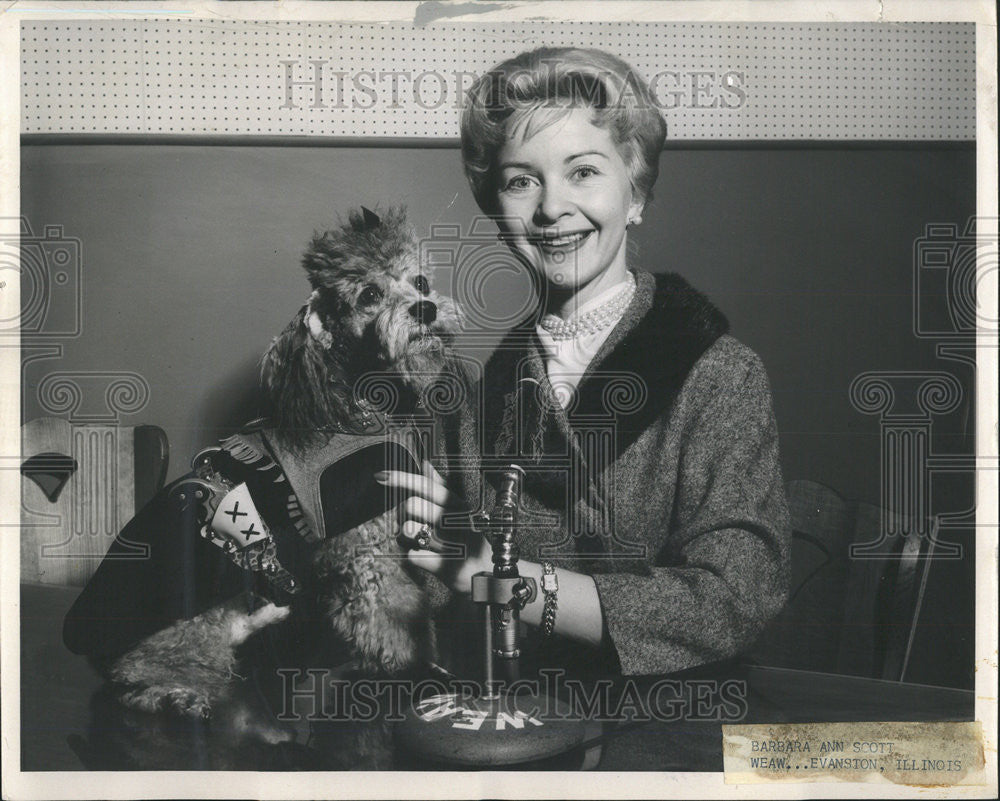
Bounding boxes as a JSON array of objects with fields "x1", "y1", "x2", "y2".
[
  {"x1": 311, "y1": 509, "x2": 437, "y2": 675},
  {"x1": 105, "y1": 206, "x2": 462, "y2": 734},
  {"x1": 111, "y1": 599, "x2": 290, "y2": 718}
]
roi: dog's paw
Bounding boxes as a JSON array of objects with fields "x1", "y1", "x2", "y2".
[
  {"x1": 166, "y1": 687, "x2": 213, "y2": 719},
  {"x1": 119, "y1": 685, "x2": 213, "y2": 719},
  {"x1": 227, "y1": 602, "x2": 291, "y2": 646}
]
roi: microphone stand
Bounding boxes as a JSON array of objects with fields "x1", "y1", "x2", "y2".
[
  {"x1": 395, "y1": 464, "x2": 587, "y2": 766},
  {"x1": 472, "y1": 464, "x2": 535, "y2": 696}
]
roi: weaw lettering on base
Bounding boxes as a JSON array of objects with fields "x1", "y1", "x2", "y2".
[{"x1": 415, "y1": 694, "x2": 544, "y2": 731}]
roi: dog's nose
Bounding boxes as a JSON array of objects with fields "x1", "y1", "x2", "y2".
[{"x1": 409, "y1": 300, "x2": 437, "y2": 324}]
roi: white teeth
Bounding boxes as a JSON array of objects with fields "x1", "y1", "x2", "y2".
[{"x1": 538, "y1": 232, "x2": 589, "y2": 247}]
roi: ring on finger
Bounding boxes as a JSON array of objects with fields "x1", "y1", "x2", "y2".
[{"x1": 414, "y1": 525, "x2": 432, "y2": 550}]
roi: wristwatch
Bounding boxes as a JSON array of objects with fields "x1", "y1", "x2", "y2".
[{"x1": 540, "y1": 562, "x2": 558, "y2": 638}]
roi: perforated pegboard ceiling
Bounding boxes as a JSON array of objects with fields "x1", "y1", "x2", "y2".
[{"x1": 21, "y1": 21, "x2": 974, "y2": 140}]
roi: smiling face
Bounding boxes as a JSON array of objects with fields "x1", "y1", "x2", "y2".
[{"x1": 495, "y1": 106, "x2": 644, "y2": 314}]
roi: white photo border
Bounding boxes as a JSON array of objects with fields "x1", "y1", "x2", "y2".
[{"x1": 1, "y1": 2, "x2": 996, "y2": 799}]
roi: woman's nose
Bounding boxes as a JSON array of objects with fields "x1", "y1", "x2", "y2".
[{"x1": 534, "y1": 185, "x2": 573, "y2": 225}]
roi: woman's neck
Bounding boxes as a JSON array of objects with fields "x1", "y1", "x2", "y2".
[{"x1": 543, "y1": 262, "x2": 630, "y2": 320}]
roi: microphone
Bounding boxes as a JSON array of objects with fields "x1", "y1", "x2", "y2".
[{"x1": 484, "y1": 464, "x2": 529, "y2": 688}]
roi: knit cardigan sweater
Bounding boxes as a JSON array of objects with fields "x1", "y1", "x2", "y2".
[{"x1": 434, "y1": 269, "x2": 791, "y2": 677}]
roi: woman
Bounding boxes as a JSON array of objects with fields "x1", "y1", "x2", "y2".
[{"x1": 382, "y1": 46, "x2": 790, "y2": 678}]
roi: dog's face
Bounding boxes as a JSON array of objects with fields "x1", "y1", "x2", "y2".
[
  {"x1": 302, "y1": 206, "x2": 461, "y2": 386},
  {"x1": 262, "y1": 207, "x2": 463, "y2": 439}
]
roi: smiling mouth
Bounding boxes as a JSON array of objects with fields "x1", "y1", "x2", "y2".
[{"x1": 531, "y1": 230, "x2": 593, "y2": 253}]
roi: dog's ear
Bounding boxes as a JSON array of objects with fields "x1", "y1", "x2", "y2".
[
  {"x1": 260, "y1": 306, "x2": 308, "y2": 412},
  {"x1": 302, "y1": 233, "x2": 342, "y2": 289},
  {"x1": 349, "y1": 206, "x2": 382, "y2": 232},
  {"x1": 260, "y1": 307, "x2": 349, "y2": 450}
]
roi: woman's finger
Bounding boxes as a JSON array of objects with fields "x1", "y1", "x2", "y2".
[
  {"x1": 375, "y1": 469, "x2": 450, "y2": 506},
  {"x1": 401, "y1": 527, "x2": 470, "y2": 586},
  {"x1": 401, "y1": 495, "x2": 443, "y2": 526},
  {"x1": 422, "y1": 459, "x2": 445, "y2": 486},
  {"x1": 398, "y1": 520, "x2": 492, "y2": 594},
  {"x1": 405, "y1": 546, "x2": 444, "y2": 575}
]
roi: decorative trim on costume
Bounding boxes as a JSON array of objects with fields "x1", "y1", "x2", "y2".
[
  {"x1": 220, "y1": 432, "x2": 315, "y2": 540},
  {"x1": 168, "y1": 441, "x2": 308, "y2": 596}
]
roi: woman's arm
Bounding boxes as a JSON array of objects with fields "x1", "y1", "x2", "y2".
[
  {"x1": 500, "y1": 344, "x2": 787, "y2": 665},
  {"x1": 589, "y1": 343, "x2": 791, "y2": 675},
  {"x1": 505, "y1": 559, "x2": 605, "y2": 648},
  {"x1": 380, "y1": 463, "x2": 606, "y2": 647}
]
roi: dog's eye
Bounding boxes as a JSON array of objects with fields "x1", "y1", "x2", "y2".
[
  {"x1": 359, "y1": 285, "x2": 383, "y2": 306},
  {"x1": 413, "y1": 275, "x2": 430, "y2": 295}
]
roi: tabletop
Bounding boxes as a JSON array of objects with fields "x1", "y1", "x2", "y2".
[{"x1": 18, "y1": 582, "x2": 975, "y2": 772}]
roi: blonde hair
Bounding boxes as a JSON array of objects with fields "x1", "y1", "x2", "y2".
[{"x1": 461, "y1": 47, "x2": 667, "y2": 214}]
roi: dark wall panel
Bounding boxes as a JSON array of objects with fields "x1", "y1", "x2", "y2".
[
  {"x1": 21, "y1": 143, "x2": 975, "y2": 497},
  {"x1": 20, "y1": 144, "x2": 976, "y2": 688}
]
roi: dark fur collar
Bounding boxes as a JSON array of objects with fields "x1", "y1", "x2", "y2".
[
  {"x1": 483, "y1": 270, "x2": 730, "y2": 460},
  {"x1": 572, "y1": 270, "x2": 730, "y2": 428}
]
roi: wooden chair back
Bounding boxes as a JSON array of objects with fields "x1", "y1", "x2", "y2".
[
  {"x1": 838, "y1": 501, "x2": 935, "y2": 681},
  {"x1": 750, "y1": 479, "x2": 935, "y2": 683},
  {"x1": 21, "y1": 417, "x2": 168, "y2": 586},
  {"x1": 750, "y1": 479, "x2": 852, "y2": 671}
]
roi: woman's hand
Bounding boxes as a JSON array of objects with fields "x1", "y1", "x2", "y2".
[
  {"x1": 378, "y1": 461, "x2": 606, "y2": 647},
  {"x1": 375, "y1": 460, "x2": 491, "y2": 595}
]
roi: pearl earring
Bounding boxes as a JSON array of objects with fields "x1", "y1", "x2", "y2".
[{"x1": 628, "y1": 215, "x2": 642, "y2": 227}]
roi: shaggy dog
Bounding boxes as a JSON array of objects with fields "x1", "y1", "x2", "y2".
[{"x1": 104, "y1": 206, "x2": 463, "y2": 744}]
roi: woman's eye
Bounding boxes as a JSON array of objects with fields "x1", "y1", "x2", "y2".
[
  {"x1": 359, "y1": 285, "x2": 383, "y2": 306},
  {"x1": 413, "y1": 275, "x2": 430, "y2": 295},
  {"x1": 503, "y1": 175, "x2": 535, "y2": 192},
  {"x1": 573, "y1": 165, "x2": 600, "y2": 180}
]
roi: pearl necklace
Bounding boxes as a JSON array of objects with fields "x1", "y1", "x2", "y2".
[{"x1": 538, "y1": 272, "x2": 636, "y2": 341}]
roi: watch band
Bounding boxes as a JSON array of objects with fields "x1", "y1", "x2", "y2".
[{"x1": 540, "y1": 561, "x2": 558, "y2": 638}]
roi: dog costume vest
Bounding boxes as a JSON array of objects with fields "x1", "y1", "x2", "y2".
[{"x1": 63, "y1": 420, "x2": 422, "y2": 661}]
